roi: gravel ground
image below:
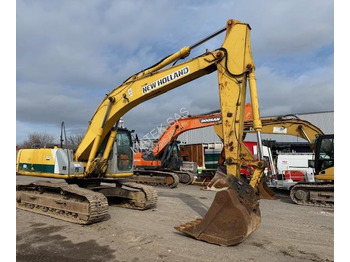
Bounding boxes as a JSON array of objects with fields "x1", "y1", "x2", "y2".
[{"x1": 16, "y1": 176, "x2": 334, "y2": 262}]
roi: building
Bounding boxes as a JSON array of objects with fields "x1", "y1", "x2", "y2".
[{"x1": 177, "y1": 111, "x2": 334, "y2": 154}]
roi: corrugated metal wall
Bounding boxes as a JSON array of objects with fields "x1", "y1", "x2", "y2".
[{"x1": 177, "y1": 111, "x2": 334, "y2": 144}]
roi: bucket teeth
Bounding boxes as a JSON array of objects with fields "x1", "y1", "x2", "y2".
[{"x1": 174, "y1": 219, "x2": 201, "y2": 231}]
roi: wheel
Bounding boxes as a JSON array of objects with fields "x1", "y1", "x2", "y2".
[{"x1": 293, "y1": 189, "x2": 307, "y2": 201}]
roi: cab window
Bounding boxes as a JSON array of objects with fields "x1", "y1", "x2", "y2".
[{"x1": 116, "y1": 131, "x2": 133, "y2": 171}]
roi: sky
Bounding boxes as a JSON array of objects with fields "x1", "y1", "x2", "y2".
[{"x1": 15, "y1": 0, "x2": 334, "y2": 144}]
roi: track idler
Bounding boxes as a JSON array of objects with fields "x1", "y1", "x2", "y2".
[{"x1": 175, "y1": 175, "x2": 261, "y2": 246}]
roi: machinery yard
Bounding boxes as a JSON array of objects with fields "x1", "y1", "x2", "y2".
[
  {"x1": 14, "y1": 2, "x2": 336, "y2": 260},
  {"x1": 16, "y1": 175, "x2": 334, "y2": 262}
]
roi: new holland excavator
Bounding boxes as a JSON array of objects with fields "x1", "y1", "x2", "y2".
[
  {"x1": 132, "y1": 104, "x2": 253, "y2": 187},
  {"x1": 16, "y1": 19, "x2": 269, "y2": 246},
  {"x1": 213, "y1": 115, "x2": 334, "y2": 207}
]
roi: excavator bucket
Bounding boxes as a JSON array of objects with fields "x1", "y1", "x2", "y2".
[
  {"x1": 257, "y1": 178, "x2": 278, "y2": 200},
  {"x1": 205, "y1": 165, "x2": 228, "y2": 191},
  {"x1": 175, "y1": 176, "x2": 261, "y2": 246}
]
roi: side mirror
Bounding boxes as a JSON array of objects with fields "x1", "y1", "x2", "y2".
[{"x1": 308, "y1": 159, "x2": 315, "y2": 168}]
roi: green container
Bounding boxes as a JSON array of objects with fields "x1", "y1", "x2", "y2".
[{"x1": 204, "y1": 148, "x2": 222, "y2": 169}]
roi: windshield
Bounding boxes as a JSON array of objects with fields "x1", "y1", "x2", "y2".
[
  {"x1": 318, "y1": 137, "x2": 334, "y2": 171},
  {"x1": 116, "y1": 130, "x2": 133, "y2": 171}
]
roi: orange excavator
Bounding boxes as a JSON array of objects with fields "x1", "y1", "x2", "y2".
[{"x1": 132, "y1": 104, "x2": 253, "y2": 187}]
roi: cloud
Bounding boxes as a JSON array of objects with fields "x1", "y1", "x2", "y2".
[{"x1": 256, "y1": 56, "x2": 334, "y2": 116}]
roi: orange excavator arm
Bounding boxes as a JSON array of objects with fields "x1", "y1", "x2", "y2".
[
  {"x1": 152, "y1": 111, "x2": 221, "y2": 156},
  {"x1": 152, "y1": 103, "x2": 253, "y2": 157}
]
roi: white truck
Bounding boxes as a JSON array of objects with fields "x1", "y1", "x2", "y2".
[{"x1": 270, "y1": 153, "x2": 315, "y2": 190}]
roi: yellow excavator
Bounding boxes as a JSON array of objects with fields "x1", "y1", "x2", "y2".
[
  {"x1": 214, "y1": 115, "x2": 334, "y2": 207},
  {"x1": 17, "y1": 19, "x2": 269, "y2": 246}
]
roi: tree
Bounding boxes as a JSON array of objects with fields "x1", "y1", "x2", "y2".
[
  {"x1": 66, "y1": 134, "x2": 84, "y2": 147},
  {"x1": 19, "y1": 133, "x2": 57, "y2": 149}
]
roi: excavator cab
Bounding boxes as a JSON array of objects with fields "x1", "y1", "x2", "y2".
[
  {"x1": 95, "y1": 127, "x2": 134, "y2": 173},
  {"x1": 160, "y1": 140, "x2": 183, "y2": 169},
  {"x1": 115, "y1": 129, "x2": 134, "y2": 171},
  {"x1": 311, "y1": 134, "x2": 334, "y2": 180}
]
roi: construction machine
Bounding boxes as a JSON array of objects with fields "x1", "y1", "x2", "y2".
[
  {"x1": 133, "y1": 110, "x2": 223, "y2": 187},
  {"x1": 132, "y1": 104, "x2": 253, "y2": 187},
  {"x1": 17, "y1": 19, "x2": 268, "y2": 246},
  {"x1": 214, "y1": 115, "x2": 334, "y2": 207},
  {"x1": 290, "y1": 134, "x2": 334, "y2": 207}
]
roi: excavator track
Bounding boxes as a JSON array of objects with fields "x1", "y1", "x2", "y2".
[
  {"x1": 114, "y1": 181, "x2": 158, "y2": 210},
  {"x1": 290, "y1": 183, "x2": 334, "y2": 208},
  {"x1": 90, "y1": 180, "x2": 158, "y2": 210},
  {"x1": 172, "y1": 170, "x2": 196, "y2": 184},
  {"x1": 131, "y1": 170, "x2": 180, "y2": 188},
  {"x1": 16, "y1": 181, "x2": 109, "y2": 224}
]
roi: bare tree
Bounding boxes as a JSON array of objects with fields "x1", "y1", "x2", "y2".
[
  {"x1": 66, "y1": 134, "x2": 84, "y2": 147},
  {"x1": 19, "y1": 133, "x2": 57, "y2": 149}
]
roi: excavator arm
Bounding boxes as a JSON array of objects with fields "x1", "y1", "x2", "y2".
[
  {"x1": 152, "y1": 103, "x2": 253, "y2": 158},
  {"x1": 214, "y1": 115, "x2": 324, "y2": 160},
  {"x1": 242, "y1": 115, "x2": 324, "y2": 149},
  {"x1": 152, "y1": 111, "x2": 222, "y2": 157}
]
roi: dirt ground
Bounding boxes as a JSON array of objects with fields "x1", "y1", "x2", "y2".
[{"x1": 16, "y1": 176, "x2": 334, "y2": 262}]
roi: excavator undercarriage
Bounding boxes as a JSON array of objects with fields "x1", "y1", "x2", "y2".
[
  {"x1": 132, "y1": 167, "x2": 195, "y2": 188},
  {"x1": 131, "y1": 169, "x2": 180, "y2": 188},
  {"x1": 16, "y1": 179, "x2": 158, "y2": 224},
  {"x1": 290, "y1": 183, "x2": 333, "y2": 208},
  {"x1": 16, "y1": 181, "x2": 109, "y2": 224}
]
